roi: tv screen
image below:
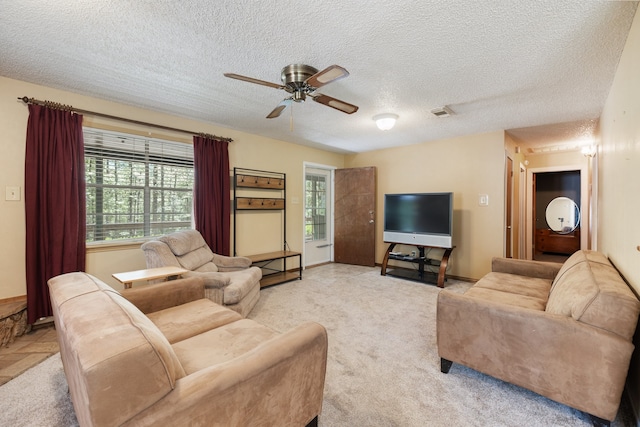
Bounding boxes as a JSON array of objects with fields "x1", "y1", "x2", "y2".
[{"x1": 383, "y1": 192, "x2": 453, "y2": 248}]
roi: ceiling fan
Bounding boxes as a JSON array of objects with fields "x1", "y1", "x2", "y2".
[{"x1": 224, "y1": 64, "x2": 359, "y2": 119}]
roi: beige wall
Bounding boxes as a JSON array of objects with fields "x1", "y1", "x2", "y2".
[
  {"x1": 598, "y1": 9, "x2": 640, "y2": 422},
  {"x1": 598, "y1": 9, "x2": 640, "y2": 292},
  {"x1": 345, "y1": 130, "x2": 506, "y2": 281},
  {"x1": 0, "y1": 76, "x2": 343, "y2": 296}
]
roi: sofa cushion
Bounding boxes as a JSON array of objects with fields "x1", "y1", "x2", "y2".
[
  {"x1": 159, "y1": 229, "x2": 206, "y2": 256},
  {"x1": 146, "y1": 299, "x2": 242, "y2": 344},
  {"x1": 49, "y1": 269, "x2": 120, "y2": 304},
  {"x1": 461, "y1": 272, "x2": 551, "y2": 311},
  {"x1": 176, "y1": 246, "x2": 218, "y2": 271},
  {"x1": 464, "y1": 287, "x2": 547, "y2": 311},
  {"x1": 474, "y1": 272, "x2": 552, "y2": 301},
  {"x1": 546, "y1": 250, "x2": 640, "y2": 340},
  {"x1": 172, "y1": 319, "x2": 280, "y2": 375}
]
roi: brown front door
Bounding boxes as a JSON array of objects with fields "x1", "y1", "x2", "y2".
[{"x1": 334, "y1": 167, "x2": 376, "y2": 266}]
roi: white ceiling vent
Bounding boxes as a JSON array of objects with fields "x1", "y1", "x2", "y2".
[{"x1": 430, "y1": 106, "x2": 454, "y2": 117}]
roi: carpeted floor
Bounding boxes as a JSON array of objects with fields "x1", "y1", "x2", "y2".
[{"x1": 0, "y1": 263, "x2": 634, "y2": 426}]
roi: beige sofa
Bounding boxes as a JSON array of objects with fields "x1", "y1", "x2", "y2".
[
  {"x1": 141, "y1": 229, "x2": 261, "y2": 316},
  {"x1": 48, "y1": 272, "x2": 327, "y2": 427},
  {"x1": 437, "y1": 250, "x2": 640, "y2": 426}
]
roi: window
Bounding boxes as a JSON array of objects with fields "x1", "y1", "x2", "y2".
[
  {"x1": 305, "y1": 173, "x2": 327, "y2": 241},
  {"x1": 84, "y1": 127, "x2": 194, "y2": 242}
]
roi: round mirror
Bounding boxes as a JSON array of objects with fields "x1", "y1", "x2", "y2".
[{"x1": 545, "y1": 197, "x2": 580, "y2": 234}]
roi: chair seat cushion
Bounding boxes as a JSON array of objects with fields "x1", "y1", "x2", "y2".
[
  {"x1": 146, "y1": 299, "x2": 242, "y2": 344},
  {"x1": 172, "y1": 319, "x2": 279, "y2": 374}
]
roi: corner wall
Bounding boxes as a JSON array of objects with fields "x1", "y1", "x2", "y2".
[
  {"x1": 598, "y1": 9, "x2": 640, "y2": 291},
  {"x1": 345, "y1": 130, "x2": 506, "y2": 281},
  {"x1": 598, "y1": 8, "x2": 640, "y2": 425}
]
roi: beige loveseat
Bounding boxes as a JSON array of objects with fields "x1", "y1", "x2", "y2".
[
  {"x1": 49, "y1": 272, "x2": 327, "y2": 427},
  {"x1": 141, "y1": 230, "x2": 261, "y2": 316},
  {"x1": 437, "y1": 250, "x2": 640, "y2": 426}
]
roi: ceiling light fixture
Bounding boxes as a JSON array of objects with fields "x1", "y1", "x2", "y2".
[{"x1": 373, "y1": 113, "x2": 398, "y2": 131}]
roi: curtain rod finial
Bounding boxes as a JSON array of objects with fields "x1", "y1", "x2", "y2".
[{"x1": 18, "y1": 96, "x2": 31, "y2": 103}]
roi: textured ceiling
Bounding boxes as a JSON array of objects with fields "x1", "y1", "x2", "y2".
[{"x1": 1, "y1": 1, "x2": 637, "y2": 153}]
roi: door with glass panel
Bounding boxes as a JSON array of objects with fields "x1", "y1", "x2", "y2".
[{"x1": 305, "y1": 168, "x2": 332, "y2": 266}]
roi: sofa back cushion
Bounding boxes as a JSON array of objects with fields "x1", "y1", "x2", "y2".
[
  {"x1": 159, "y1": 230, "x2": 218, "y2": 272},
  {"x1": 546, "y1": 250, "x2": 640, "y2": 340},
  {"x1": 49, "y1": 272, "x2": 186, "y2": 427}
]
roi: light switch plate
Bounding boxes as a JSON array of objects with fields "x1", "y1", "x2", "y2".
[
  {"x1": 479, "y1": 194, "x2": 489, "y2": 206},
  {"x1": 5, "y1": 186, "x2": 21, "y2": 201}
]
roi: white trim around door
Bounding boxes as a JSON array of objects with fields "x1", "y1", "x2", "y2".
[{"x1": 302, "y1": 162, "x2": 336, "y2": 269}]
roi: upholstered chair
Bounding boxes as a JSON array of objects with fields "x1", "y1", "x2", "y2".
[{"x1": 141, "y1": 229, "x2": 261, "y2": 316}]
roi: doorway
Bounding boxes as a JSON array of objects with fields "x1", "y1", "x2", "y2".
[
  {"x1": 505, "y1": 155, "x2": 513, "y2": 258},
  {"x1": 303, "y1": 166, "x2": 334, "y2": 267},
  {"x1": 525, "y1": 165, "x2": 589, "y2": 260}
]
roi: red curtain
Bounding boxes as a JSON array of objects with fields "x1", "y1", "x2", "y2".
[
  {"x1": 193, "y1": 135, "x2": 230, "y2": 255},
  {"x1": 24, "y1": 104, "x2": 86, "y2": 324}
]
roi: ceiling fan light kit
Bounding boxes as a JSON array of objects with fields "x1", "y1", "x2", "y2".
[
  {"x1": 373, "y1": 113, "x2": 399, "y2": 131},
  {"x1": 224, "y1": 64, "x2": 358, "y2": 119}
]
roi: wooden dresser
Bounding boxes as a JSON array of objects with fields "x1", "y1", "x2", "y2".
[{"x1": 535, "y1": 228, "x2": 580, "y2": 255}]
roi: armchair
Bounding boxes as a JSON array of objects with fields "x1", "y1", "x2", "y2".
[{"x1": 141, "y1": 229, "x2": 261, "y2": 316}]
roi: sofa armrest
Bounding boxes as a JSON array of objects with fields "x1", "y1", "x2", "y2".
[
  {"x1": 211, "y1": 253, "x2": 252, "y2": 272},
  {"x1": 121, "y1": 277, "x2": 206, "y2": 314},
  {"x1": 491, "y1": 257, "x2": 562, "y2": 279},
  {"x1": 437, "y1": 290, "x2": 634, "y2": 421},
  {"x1": 124, "y1": 321, "x2": 328, "y2": 426},
  {"x1": 182, "y1": 271, "x2": 231, "y2": 289}
]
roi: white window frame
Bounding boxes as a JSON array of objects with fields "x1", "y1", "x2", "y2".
[{"x1": 83, "y1": 127, "x2": 194, "y2": 243}]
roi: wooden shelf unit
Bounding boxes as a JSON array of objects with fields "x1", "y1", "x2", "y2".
[
  {"x1": 233, "y1": 168, "x2": 301, "y2": 287},
  {"x1": 246, "y1": 250, "x2": 302, "y2": 288}
]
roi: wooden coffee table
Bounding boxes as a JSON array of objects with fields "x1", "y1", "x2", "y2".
[{"x1": 112, "y1": 266, "x2": 188, "y2": 289}]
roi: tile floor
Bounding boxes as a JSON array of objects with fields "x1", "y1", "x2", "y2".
[{"x1": 0, "y1": 323, "x2": 58, "y2": 386}]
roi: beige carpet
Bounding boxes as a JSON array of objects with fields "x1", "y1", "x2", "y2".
[{"x1": 0, "y1": 263, "x2": 634, "y2": 426}]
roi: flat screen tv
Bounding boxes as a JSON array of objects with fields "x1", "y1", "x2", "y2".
[{"x1": 383, "y1": 192, "x2": 453, "y2": 248}]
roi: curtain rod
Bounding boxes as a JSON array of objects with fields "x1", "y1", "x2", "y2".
[{"x1": 18, "y1": 96, "x2": 233, "y2": 143}]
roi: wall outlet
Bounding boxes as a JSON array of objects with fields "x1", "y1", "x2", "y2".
[{"x1": 5, "y1": 186, "x2": 21, "y2": 201}]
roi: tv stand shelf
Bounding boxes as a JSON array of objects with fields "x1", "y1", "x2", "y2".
[{"x1": 381, "y1": 242, "x2": 455, "y2": 288}]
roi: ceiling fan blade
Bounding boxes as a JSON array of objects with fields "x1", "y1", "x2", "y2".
[
  {"x1": 266, "y1": 98, "x2": 292, "y2": 119},
  {"x1": 305, "y1": 65, "x2": 349, "y2": 88},
  {"x1": 312, "y1": 94, "x2": 359, "y2": 114},
  {"x1": 224, "y1": 73, "x2": 284, "y2": 90}
]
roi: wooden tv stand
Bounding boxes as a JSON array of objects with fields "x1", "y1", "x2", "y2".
[{"x1": 381, "y1": 242, "x2": 455, "y2": 288}]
